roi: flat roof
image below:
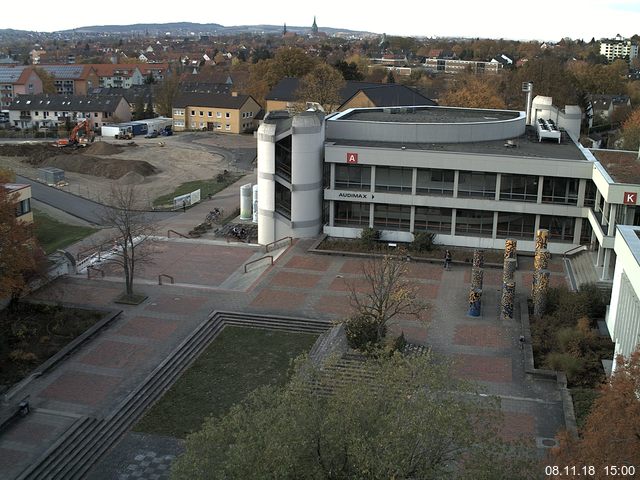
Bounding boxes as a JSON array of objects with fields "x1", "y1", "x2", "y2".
[
  {"x1": 1, "y1": 183, "x2": 29, "y2": 192},
  {"x1": 328, "y1": 127, "x2": 587, "y2": 162},
  {"x1": 590, "y1": 150, "x2": 640, "y2": 184},
  {"x1": 335, "y1": 106, "x2": 520, "y2": 124}
]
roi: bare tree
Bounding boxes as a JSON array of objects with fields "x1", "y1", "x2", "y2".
[
  {"x1": 348, "y1": 254, "x2": 428, "y2": 344},
  {"x1": 99, "y1": 185, "x2": 156, "y2": 299}
]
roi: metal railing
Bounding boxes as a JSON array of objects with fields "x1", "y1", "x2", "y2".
[
  {"x1": 264, "y1": 236, "x2": 293, "y2": 253},
  {"x1": 158, "y1": 274, "x2": 175, "y2": 285},
  {"x1": 167, "y1": 229, "x2": 188, "y2": 238},
  {"x1": 563, "y1": 244, "x2": 588, "y2": 259},
  {"x1": 244, "y1": 255, "x2": 273, "y2": 273}
]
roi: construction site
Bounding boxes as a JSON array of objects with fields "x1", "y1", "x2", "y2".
[{"x1": 0, "y1": 133, "x2": 256, "y2": 207}]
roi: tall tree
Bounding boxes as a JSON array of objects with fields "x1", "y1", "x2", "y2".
[
  {"x1": 171, "y1": 353, "x2": 538, "y2": 480},
  {"x1": 621, "y1": 108, "x2": 640, "y2": 151},
  {"x1": 550, "y1": 348, "x2": 640, "y2": 477},
  {"x1": 440, "y1": 74, "x2": 506, "y2": 109},
  {"x1": 155, "y1": 72, "x2": 180, "y2": 117},
  {"x1": 333, "y1": 60, "x2": 364, "y2": 81},
  {"x1": 295, "y1": 63, "x2": 345, "y2": 112},
  {"x1": 0, "y1": 169, "x2": 42, "y2": 302},
  {"x1": 348, "y1": 254, "x2": 427, "y2": 344},
  {"x1": 133, "y1": 96, "x2": 145, "y2": 120},
  {"x1": 99, "y1": 185, "x2": 156, "y2": 299},
  {"x1": 34, "y1": 67, "x2": 56, "y2": 94}
]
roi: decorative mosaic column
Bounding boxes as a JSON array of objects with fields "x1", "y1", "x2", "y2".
[
  {"x1": 534, "y1": 248, "x2": 550, "y2": 271},
  {"x1": 504, "y1": 239, "x2": 517, "y2": 260},
  {"x1": 473, "y1": 249, "x2": 485, "y2": 269},
  {"x1": 471, "y1": 268, "x2": 484, "y2": 291},
  {"x1": 501, "y1": 281, "x2": 516, "y2": 320},
  {"x1": 503, "y1": 258, "x2": 517, "y2": 284},
  {"x1": 535, "y1": 229, "x2": 549, "y2": 251},
  {"x1": 468, "y1": 288, "x2": 482, "y2": 317},
  {"x1": 533, "y1": 270, "x2": 550, "y2": 317}
]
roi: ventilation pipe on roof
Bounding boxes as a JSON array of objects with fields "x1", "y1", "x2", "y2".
[{"x1": 522, "y1": 82, "x2": 533, "y2": 125}]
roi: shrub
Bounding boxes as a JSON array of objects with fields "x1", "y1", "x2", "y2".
[
  {"x1": 410, "y1": 232, "x2": 435, "y2": 252},
  {"x1": 344, "y1": 314, "x2": 384, "y2": 352},
  {"x1": 382, "y1": 332, "x2": 407, "y2": 357},
  {"x1": 545, "y1": 352, "x2": 585, "y2": 382},
  {"x1": 360, "y1": 227, "x2": 380, "y2": 248},
  {"x1": 8, "y1": 349, "x2": 38, "y2": 363}
]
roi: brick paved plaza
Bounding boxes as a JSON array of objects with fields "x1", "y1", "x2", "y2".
[{"x1": 0, "y1": 222, "x2": 570, "y2": 478}]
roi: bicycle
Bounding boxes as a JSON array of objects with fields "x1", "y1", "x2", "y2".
[{"x1": 205, "y1": 207, "x2": 224, "y2": 224}]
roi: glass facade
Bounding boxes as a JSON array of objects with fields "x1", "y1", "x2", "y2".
[
  {"x1": 335, "y1": 165, "x2": 371, "y2": 190},
  {"x1": 275, "y1": 136, "x2": 292, "y2": 182},
  {"x1": 539, "y1": 215, "x2": 575, "y2": 243},
  {"x1": 496, "y1": 212, "x2": 536, "y2": 239},
  {"x1": 375, "y1": 167, "x2": 413, "y2": 193},
  {"x1": 584, "y1": 180, "x2": 597, "y2": 207},
  {"x1": 414, "y1": 206, "x2": 452, "y2": 233},
  {"x1": 500, "y1": 174, "x2": 538, "y2": 202},
  {"x1": 334, "y1": 201, "x2": 369, "y2": 227},
  {"x1": 416, "y1": 168, "x2": 454, "y2": 196},
  {"x1": 373, "y1": 204, "x2": 411, "y2": 231},
  {"x1": 455, "y1": 209, "x2": 494, "y2": 237},
  {"x1": 542, "y1": 177, "x2": 578, "y2": 205},
  {"x1": 457, "y1": 171, "x2": 497, "y2": 198},
  {"x1": 274, "y1": 182, "x2": 291, "y2": 219}
]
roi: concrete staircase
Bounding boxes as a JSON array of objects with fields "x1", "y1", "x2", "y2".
[
  {"x1": 565, "y1": 251, "x2": 612, "y2": 295},
  {"x1": 17, "y1": 312, "x2": 331, "y2": 480}
]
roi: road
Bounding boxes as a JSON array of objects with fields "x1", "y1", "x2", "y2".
[{"x1": 17, "y1": 175, "x2": 178, "y2": 226}]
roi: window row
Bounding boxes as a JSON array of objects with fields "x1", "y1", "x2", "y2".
[
  {"x1": 333, "y1": 165, "x2": 583, "y2": 206},
  {"x1": 333, "y1": 202, "x2": 576, "y2": 242},
  {"x1": 190, "y1": 110, "x2": 231, "y2": 118}
]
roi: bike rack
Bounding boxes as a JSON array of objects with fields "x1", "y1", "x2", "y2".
[
  {"x1": 87, "y1": 266, "x2": 105, "y2": 279},
  {"x1": 264, "y1": 236, "x2": 293, "y2": 253},
  {"x1": 158, "y1": 274, "x2": 175, "y2": 285},
  {"x1": 244, "y1": 255, "x2": 273, "y2": 273},
  {"x1": 167, "y1": 229, "x2": 188, "y2": 238}
]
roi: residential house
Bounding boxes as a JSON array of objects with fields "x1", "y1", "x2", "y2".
[
  {"x1": 600, "y1": 34, "x2": 639, "y2": 62},
  {"x1": 2, "y1": 183, "x2": 33, "y2": 225},
  {"x1": 265, "y1": 78, "x2": 436, "y2": 113},
  {"x1": 138, "y1": 63, "x2": 170, "y2": 82},
  {"x1": 423, "y1": 57, "x2": 502, "y2": 74},
  {"x1": 587, "y1": 94, "x2": 632, "y2": 126},
  {"x1": 36, "y1": 65, "x2": 99, "y2": 95},
  {"x1": 172, "y1": 92, "x2": 261, "y2": 133},
  {"x1": 92, "y1": 64, "x2": 145, "y2": 89},
  {"x1": 0, "y1": 67, "x2": 43, "y2": 110},
  {"x1": 8, "y1": 93, "x2": 131, "y2": 130},
  {"x1": 88, "y1": 85, "x2": 155, "y2": 116}
]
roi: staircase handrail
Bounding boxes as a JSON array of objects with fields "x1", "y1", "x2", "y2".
[{"x1": 563, "y1": 244, "x2": 588, "y2": 259}]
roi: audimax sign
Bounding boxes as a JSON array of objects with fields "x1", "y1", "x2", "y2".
[{"x1": 338, "y1": 192, "x2": 369, "y2": 199}]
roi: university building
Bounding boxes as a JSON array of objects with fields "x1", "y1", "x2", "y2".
[{"x1": 257, "y1": 99, "x2": 640, "y2": 285}]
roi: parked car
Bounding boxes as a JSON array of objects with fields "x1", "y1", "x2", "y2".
[{"x1": 144, "y1": 130, "x2": 159, "y2": 139}]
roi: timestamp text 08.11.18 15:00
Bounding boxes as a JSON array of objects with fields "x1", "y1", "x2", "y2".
[{"x1": 545, "y1": 465, "x2": 637, "y2": 476}]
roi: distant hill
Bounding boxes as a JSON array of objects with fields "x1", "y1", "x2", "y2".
[{"x1": 62, "y1": 21, "x2": 373, "y2": 36}]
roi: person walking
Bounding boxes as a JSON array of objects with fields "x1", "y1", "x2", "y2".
[{"x1": 444, "y1": 250, "x2": 452, "y2": 270}]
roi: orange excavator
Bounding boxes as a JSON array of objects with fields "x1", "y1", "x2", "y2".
[{"x1": 53, "y1": 119, "x2": 94, "y2": 148}]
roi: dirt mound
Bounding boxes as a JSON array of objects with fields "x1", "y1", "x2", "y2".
[
  {"x1": 41, "y1": 155, "x2": 159, "y2": 179},
  {"x1": 117, "y1": 171, "x2": 146, "y2": 185},
  {"x1": 0, "y1": 143, "x2": 62, "y2": 164},
  {"x1": 84, "y1": 141, "x2": 123, "y2": 156}
]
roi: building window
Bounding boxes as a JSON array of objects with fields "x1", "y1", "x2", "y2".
[
  {"x1": 15, "y1": 198, "x2": 31, "y2": 217},
  {"x1": 496, "y1": 212, "x2": 536, "y2": 239},
  {"x1": 542, "y1": 177, "x2": 578, "y2": 205},
  {"x1": 335, "y1": 165, "x2": 371, "y2": 190},
  {"x1": 216, "y1": 112, "x2": 221, "y2": 118},
  {"x1": 275, "y1": 182, "x2": 291, "y2": 219},
  {"x1": 414, "y1": 206, "x2": 452, "y2": 233},
  {"x1": 375, "y1": 166, "x2": 413, "y2": 193},
  {"x1": 373, "y1": 204, "x2": 411, "y2": 231},
  {"x1": 539, "y1": 215, "x2": 575, "y2": 243},
  {"x1": 584, "y1": 180, "x2": 597, "y2": 207},
  {"x1": 455, "y1": 209, "x2": 494, "y2": 237},
  {"x1": 225, "y1": 124, "x2": 231, "y2": 131},
  {"x1": 275, "y1": 136, "x2": 292, "y2": 182},
  {"x1": 208, "y1": 111, "x2": 212, "y2": 117},
  {"x1": 458, "y1": 171, "x2": 496, "y2": 198},
  {"x1": 500, "y1": 174, "x2": 538, "y2": 202},
  {"x1": 174, "y1": 120, "x2": 185, "y2": 127},
  {"x1": 199, "y1": 111, "x2": 204, "y2": 116},
  {"x1": 190, "y1": 110, "x2": 195, "y2": 116},
  {"x1": 416, "y1": 168, "x2": 454, "y2": 196},
  {"x1": 225, "y1": 112, "x2": 230, "y2": 118},
  {"x1": 334, "y1": 201, "x2": 369, "y2": 227}
]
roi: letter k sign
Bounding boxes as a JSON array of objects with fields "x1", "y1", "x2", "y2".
[{"x1": 623, "y1": 192, "x2": 637, "y2": 205}]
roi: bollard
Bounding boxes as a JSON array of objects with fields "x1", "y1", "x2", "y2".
[
  {"x1": 502, "y1": 257, "x2": 517, "y2": 284},
  {"x1": 534, "y1": 269, "x2": 550, "y2": 317},
  {"x1": 501, "y1": 282, "x2": 516, "y2": 320},
  {"x1": 471, "y1": 267, "x2": 484, "y2": 291},
  {"x1": 504, "y1": 238, "x2": 517, "y2": 260},
  {"x1": 534, "y1": 248, "x2": 550, "y2": 271},
  {"x1": 468, "y1": 288, "x2": 482, "y2": 317},
  {"x1": 472, "y1": 249, "x2": 485, "y2": 269},
  {"x1": 535, "y1": 229, "x2": 549, "y2": 252}
]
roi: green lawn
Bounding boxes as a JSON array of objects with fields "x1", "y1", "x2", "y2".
[
  {"x1": 133, "y1": 326, "x2": 318, "y2": 439},
  {"x1": 152, "y1": 174, "x2": 242, "y2": 207},
  {"x1": 33, "y1": 209, "x2": 98, "y2": 254}
]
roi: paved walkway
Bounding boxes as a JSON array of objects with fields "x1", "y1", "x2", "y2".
[{"x1": 0, "y1": 194, "x2": 570, "y2": 479}]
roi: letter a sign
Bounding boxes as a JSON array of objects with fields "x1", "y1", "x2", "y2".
[
  {"x1": 623, "y1": 192, "x2": 637, "y2": 205},
  {"x1": 346, "y1": 152, "x2": 358, "y2": 164}
]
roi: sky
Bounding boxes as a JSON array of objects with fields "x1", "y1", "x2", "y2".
[{"x1": 6, "y1": 0, "x2": 640, "y2": 41}]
